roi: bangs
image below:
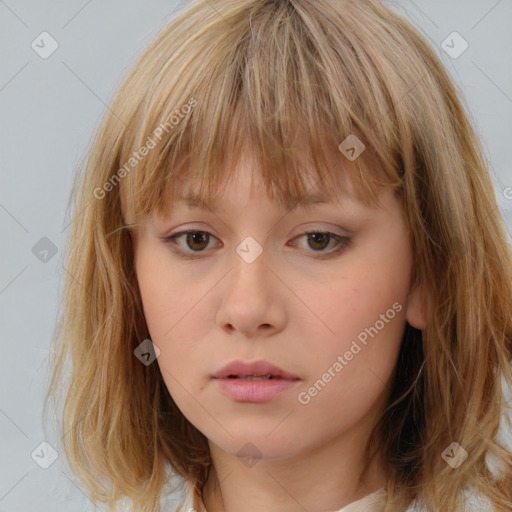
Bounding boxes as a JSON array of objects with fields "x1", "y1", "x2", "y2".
[{"x1": 117, "y1": 0, "x2": 405, "y2": 226}]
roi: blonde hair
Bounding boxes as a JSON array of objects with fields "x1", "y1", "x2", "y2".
[{"x1": 46, "y1": 0, "x2": 512, "y2": 510}]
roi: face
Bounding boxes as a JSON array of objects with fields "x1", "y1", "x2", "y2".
[{"x1": 131, "y1": 151, "x2": 426, "y2": 462}]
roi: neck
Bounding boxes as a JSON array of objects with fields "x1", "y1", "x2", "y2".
[{"x1": 201, "y1": 429, "x2": 387, "y2": 512}]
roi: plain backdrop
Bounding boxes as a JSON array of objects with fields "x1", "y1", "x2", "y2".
[{"x1": 1, "y1": 0, "x2": 511, "y2": 510}]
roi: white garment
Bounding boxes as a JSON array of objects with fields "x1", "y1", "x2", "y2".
[
  {"x1": 177, "y1": 484, "x2": 387, "y2": 512},
  {"x1": 338, "y1": 488, "x2": 387, "y2": 512},
  {"x1": 170, "y1": 475, "x2": 492, "y2": 512}
]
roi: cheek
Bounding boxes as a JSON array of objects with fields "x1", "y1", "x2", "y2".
[
  {"x1": 134, "y1": 243, "x2": 211, "y2": 381},
  {"x1": 311, "y1": 241, "x2": 411, "y2": 337},
  {"x1": 135, "y1": 241, "x2": 194, "y2": 336},
  {"x1": 293, "y1": 266, "x2": 411, "y2": 439},
  {"x1": 136, "y1": 260, "x2": 172, "y2": 339},
  {"x1": 135, "y1": 244, "x2": 180, "y2": 361},
  {"x1": 304, "y1": 235, "x2": 412, "y2": 385}
]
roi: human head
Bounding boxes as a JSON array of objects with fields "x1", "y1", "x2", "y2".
[{"x1": 48, "y1": 1, "x2": 512, "y2": 511}]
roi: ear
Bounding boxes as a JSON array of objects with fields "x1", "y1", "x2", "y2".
[{"x1": 406, "y1": 283, "x2": 429, "y2": 330}]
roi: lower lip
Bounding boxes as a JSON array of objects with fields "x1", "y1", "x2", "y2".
[{"x1": 214, "y1": 377, "x2": 300, "y2": 402}]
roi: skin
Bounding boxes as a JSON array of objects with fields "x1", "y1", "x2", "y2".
[{"x1": 130, "y1": 150, "x2": 427, "y2": 512}]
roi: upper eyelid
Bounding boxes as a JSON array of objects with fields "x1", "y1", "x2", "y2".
[{"x1": 163, "y1": 218, "x2": 354, "y2": 236}]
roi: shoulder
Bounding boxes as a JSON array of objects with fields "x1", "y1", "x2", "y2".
[
  {"x1": 159, "y1": 473, "x2": 209, "y2": 512},
  {"x1": 159, "y1": 472, "x2": 196, "y2": 511},
  {"x1": 403, "y1": 487, "x2": 492, "y2": 512}
]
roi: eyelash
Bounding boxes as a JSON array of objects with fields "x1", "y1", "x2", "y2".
[{"x1": 160, "y1": 229, "x2": 352, "y2": 260}]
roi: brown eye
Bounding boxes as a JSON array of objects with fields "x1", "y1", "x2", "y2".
[
  {"x1": 290, "y1": 231, "x2": 352, "y2": 257},
  {"x1": 184, "y1": 231, "x2": 210, "y2": 251},
  {"x1": 306, "y1": 232, "x2": 331, "y2": 251},
  {"x1": 162, "y1": 230, "x2": 218, "y2": 258}
]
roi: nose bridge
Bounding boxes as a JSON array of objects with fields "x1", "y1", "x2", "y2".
[
  {"x1": 223, "y1": 218, "x2": 292, "y2": 298},
  {"x1": 216, "y1": 237, "x2": 285, "y2": 335},
  {"x1": 228, "y1": 235, "x2": 270, "y2": 295}
]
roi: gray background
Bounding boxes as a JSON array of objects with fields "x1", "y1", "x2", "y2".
[{"x1": 1, "y1": 0, "x2": 511, "y2": 510}]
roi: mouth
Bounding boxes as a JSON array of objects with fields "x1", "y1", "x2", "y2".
[
  {"x1": 212, "y1": 359, "x2": 301, "y2": 381},
  {"x1": 225, "y1": 374, "x2": 283, "y2": 380},
  {"x1": 212, "y1": 360, "x2": 301, "y2": 402}
]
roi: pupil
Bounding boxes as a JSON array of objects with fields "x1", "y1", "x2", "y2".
[
  {"x1": 309, "y1": 233, "x2": 329, "y2": 250},
  {"x1": 187, "y1": 232, "x2": 208, "y2": 250}
]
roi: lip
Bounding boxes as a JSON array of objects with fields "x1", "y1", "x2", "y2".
[
  {"x1": 212, "y1": 359, "x2": 300, "y2": 380},
  {"x1": 212, "y1": 359, "x2": 301, "y2": 403}
]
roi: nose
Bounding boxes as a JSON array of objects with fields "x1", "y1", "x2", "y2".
[{"x1": 215, "y1": 248, "x2": 287, "y2": 338}]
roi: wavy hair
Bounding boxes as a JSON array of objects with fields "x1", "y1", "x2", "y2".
[{"x1": 46, "y1": 0, "x2": 512, "y2": 510}]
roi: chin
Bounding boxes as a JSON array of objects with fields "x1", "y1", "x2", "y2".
[{"x1": 208, "y1": 429, "x2": 300, "y2": 462}]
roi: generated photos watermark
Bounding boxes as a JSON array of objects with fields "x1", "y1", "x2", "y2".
[
  {"x1": 297, "y1": 301, "x2": 403, "y2": 405},
  {"x1": 93, "y1": 96, "x2": 198, "y2": 200}
]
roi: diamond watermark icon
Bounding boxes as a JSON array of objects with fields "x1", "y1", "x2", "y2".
[
  {"x1": 236, "y1": 442, "x2": 263, "y2": 468},
  {"x1": 32, "y1": 237, "x2": 58, "y2": 263},
  {"x1": 31, "y1": 31, "x2": 59, "y2": 59},
  {"x1": 134, "y1": 338, "x2": 161, "y2": 365},
  {"x1": 441, "y1": 32, "x2": 468, "y2": 59},
  {"x1": 236, "y1": 236, "x2": 263, "y2": 264},
  {"x1": 441, "y1": 442, "x2": 468, "y2": 469},
  {"x1": 31, "y1": 441, "x2": 59, "y2": 469},
  {"x1": 338, "y1": 134, "x2": 365, "y2": 161}
]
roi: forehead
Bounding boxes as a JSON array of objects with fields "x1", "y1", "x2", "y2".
[
  {"x1": 121, "y1": 135, "x2": 393, "y2": 227},
  {"x1": 168, "y1": 157, "x2": 361, "y2": 214},
  {"x1": 174, "y1": 189, "x2": 340, "y2": 212}
]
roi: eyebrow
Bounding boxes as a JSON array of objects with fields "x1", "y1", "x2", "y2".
[{"x1": 175, "y1": 192, "x2": 333, "y2": 211}]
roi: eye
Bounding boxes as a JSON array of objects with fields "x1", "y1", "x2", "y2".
[
  {"x1": 161, "y1": 229, "x2": 352, "y2": 259},
  {"x1": 289, "y1": 230, "x2": 352, "y2": 258},
  {"x1": 163, "y1": 230, "x2": 218, "y2": 258}
]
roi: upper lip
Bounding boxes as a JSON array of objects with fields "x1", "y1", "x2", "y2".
[{"x1": 212, "y1": 359, "x2": 301, "y2": 380}]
